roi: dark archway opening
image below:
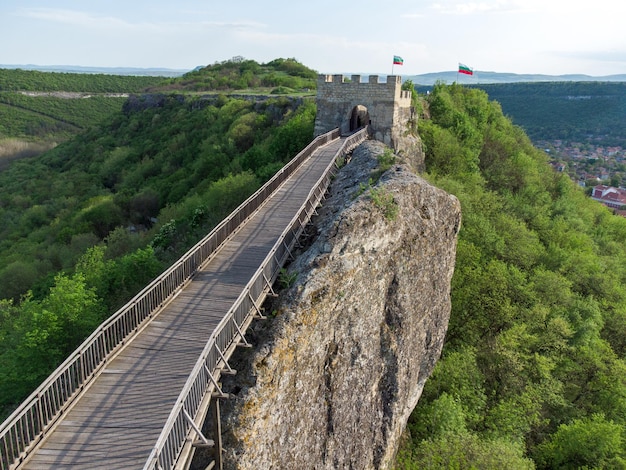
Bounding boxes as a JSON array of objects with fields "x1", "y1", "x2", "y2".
[{"x1": 350, "y1": 105, "x2": 370, "y2": 132}]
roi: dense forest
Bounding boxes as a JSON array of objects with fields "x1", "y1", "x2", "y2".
[
  {"x1": 0, "y1": 59, "x2": 317, "y2": 418},
  {"x1": 470, "y1": 82, "x2": 626, "y2": 147},
  {"x1": 416, "y1": 81, "x2": 626, "y2": 146},
  {"x1": 396, "y1": 84, "x2": 626, "y2": 468}
]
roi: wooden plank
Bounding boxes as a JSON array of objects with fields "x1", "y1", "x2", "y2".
[
  {"x1": 40, "y1": 436, "x2": 155, "y2": 447},
  {"x1": 25, "y1": 455, "x2": 149, "y2": 469}
]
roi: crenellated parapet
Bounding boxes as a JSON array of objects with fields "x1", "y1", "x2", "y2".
[
  {"x1": 314, "y1": 74, "x2": 414, "y2": 150},
  {"x1": 317, "y1": 74, "x2": 412, "y2": 100}
]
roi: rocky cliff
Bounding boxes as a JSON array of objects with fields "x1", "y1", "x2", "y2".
[{"x1": 206, "y1": 140, "x2": 461, "y2": 469}]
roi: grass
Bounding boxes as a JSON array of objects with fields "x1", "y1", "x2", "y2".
[
  {"x1": 370, "y1": 187, "x2": 399, "y2": 220},
  {"x1": 0, "y1": 139, "x2": 55, "y2": 170},
  {"x1": 377, "y1": 148, "x2": 396, "y2": 171},
  {"x1": 278, "y1": 268, "x2": 298, "y2": 289}
]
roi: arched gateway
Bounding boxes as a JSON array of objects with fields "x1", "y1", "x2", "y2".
[
  {"x1": 350, "y1": 105, "x2": 370, "y2": 132},
  {"x1": 314, "y1": 74, "x2": 413, "y2": 150}
]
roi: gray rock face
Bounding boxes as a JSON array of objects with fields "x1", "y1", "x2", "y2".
[{"x1": 217, "y1": 140, "x2": 461, "y2": 469}]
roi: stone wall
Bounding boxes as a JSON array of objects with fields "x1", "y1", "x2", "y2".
[{"x1": 314, "y1": 74, "x2": 414, "y2": 152}]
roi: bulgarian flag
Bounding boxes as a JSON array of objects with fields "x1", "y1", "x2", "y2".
[
  {"x1": 393, "y1": 55, "x2": 404, "y2": 65},
  {"x1": 458, "y1": 63, "x2": 474, "y2": 75}
]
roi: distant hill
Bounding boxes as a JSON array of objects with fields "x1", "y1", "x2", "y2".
[
  {"x1": 8, "y1": 66, "x2": 626, "y2": 83},
  {"x1": 0, "y1": 64, "x2": 188, "y2": 77},
  {"x1": 402, "y1": 79, "x2": 626, "y2": 147},
  {"x1": 405, "y1": 70, "x2": 626, "y2": 85},
  {"x1": 467, "y1": 82, "x2": 626, "y2": 147},
  {"x1": 0, "y1": 69, "x2": 168, "y2": 166}
]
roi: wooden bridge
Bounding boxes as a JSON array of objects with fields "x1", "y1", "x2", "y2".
[{"x1": 0, "y1": 128, "x2": 369, "y2": 470}]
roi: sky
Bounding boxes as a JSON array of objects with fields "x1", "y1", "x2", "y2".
[{"x1": 2, "y1": 0, "x2": 626, "y2": 77}]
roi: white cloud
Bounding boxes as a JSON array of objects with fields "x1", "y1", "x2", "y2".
[
  {"x1": 203, "y1": 21, "x2": 266, "y2": 31},
  {"x1": 430, "y1": 0, "x2": 530, "y2": 15},
  {"x1": 18, "y1": 8, "x2": 138, "y2": 30},
  {"x1": 17, "y1": 8, "x2": 265, "y2": 35}
]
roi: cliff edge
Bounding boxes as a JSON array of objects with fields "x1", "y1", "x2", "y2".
[{"x1": 210, "y1": 140, "x2": 461, "y2": 469}]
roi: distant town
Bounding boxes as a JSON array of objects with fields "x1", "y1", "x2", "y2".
[{"x1": 541, "y1": 140, "x2": 626, "y2": 213}]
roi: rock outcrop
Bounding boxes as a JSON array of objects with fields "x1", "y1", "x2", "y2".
[{"x1": 213, "y1": 140, "x2": 461, "y2": 469}]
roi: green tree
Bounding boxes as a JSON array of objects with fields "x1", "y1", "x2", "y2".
[
  {"x1": 0, "y1": 261, "x2": 40, "y2": 301},
  {"x1": 0, "y1": 273, "x2": 103, "y2": 413},
  {"x1": 534, "y1": 414, "x2": 625, "y2": 469},
  {"x1": 396, "y1": 431, "x2": 535, "y2": 470}
]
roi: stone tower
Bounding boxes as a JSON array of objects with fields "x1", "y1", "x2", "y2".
[{"x1": 314, "y1": 74, "x2": 414, "y2": 151}]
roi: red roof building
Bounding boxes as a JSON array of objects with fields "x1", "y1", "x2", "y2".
[{"x1": 591, "y1": 185, "x2": 626, "y2": 209}]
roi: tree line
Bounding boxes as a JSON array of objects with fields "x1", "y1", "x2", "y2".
[{"x1": 0, "y1": 68, "x2": 165, "y2": 93}]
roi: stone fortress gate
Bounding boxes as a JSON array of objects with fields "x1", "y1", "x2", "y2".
[{"x1": 314, "y1": 74, "x2": 414, "y2": 152}]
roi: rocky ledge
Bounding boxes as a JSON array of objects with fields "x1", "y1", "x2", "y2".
[{"x1": 199, "y1": 140, "x2": 461, "y2": 469}]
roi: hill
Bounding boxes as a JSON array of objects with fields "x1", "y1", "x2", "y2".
[
  {"x1": 0, "y1": 68, "x2": 166, "y2": 92},
  {"x1": 0, "y1": 64, "x2": 187, "y2": 77},
  {"x1": 406, "y1": 70, "x2": 626, "y2": 85},
  {"x1": 468, "y1": 81, "x2": 626, "y2": 147},
  {"x1": 0, "y1": 69, "x2": 169, "y2": 167},
  {"x1": 0, "y1": 58, "x2": 317, "y2": 163},
  {"x1": 150, "y1": 57, "x2": 317, "y2": 94}
]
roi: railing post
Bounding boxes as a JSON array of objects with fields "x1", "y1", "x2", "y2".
[{"x1": 212, "y1": 397, "x2": 223, "y2": 470}]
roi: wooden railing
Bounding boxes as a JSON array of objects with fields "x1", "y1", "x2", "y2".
[
  {"x1": 142, "y1": 127, "x2": 369, "y2": 470},
  {"x1": 0, "y1": 128, "x2": 348, "y2": 470}
]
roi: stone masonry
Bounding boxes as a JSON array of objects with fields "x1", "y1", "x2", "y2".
[{"x1": 314, "y1": 74, "x2": 413, "y2": 151}]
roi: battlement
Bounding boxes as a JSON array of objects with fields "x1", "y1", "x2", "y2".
[
  {"x1": 320, "y1": 74, "x2": 400, "y2": 84},
  {"x1": 318, "y1": 74, "x2": 412, "y2": 100},
  {"x1": 315, "y1": 73, "x2": 414, "y2": 149}
]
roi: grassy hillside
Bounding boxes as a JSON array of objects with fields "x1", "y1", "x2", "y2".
[
  {"x1": 396, "y1": 83, "x2": 626, "y2": 469},
  {"x1": 0, "y1": 93, "x2": 127, "y2": 137},
  {"x1": 0, "y1": 58, "x2": 319, "y2": 418}
]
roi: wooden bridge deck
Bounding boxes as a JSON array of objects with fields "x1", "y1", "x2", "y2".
[{"x1": 20, "y1": 137, "x2": 347, "y2": 469}]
